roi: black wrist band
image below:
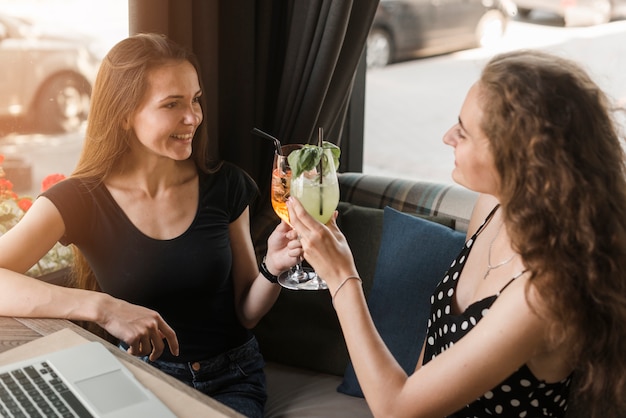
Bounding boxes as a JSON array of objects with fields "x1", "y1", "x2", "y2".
[{"x1": 260, "y1": 257, "x2": 279, "y2": 283}]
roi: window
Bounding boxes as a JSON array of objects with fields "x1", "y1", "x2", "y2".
[
  {"x1": 0, "y1": 0, "x2": 128, "y2": 197},
  {"x1": 362, "y1": 9, "x2": 626, "y2": 184}
]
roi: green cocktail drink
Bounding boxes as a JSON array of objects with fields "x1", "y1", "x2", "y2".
[
  {"x1": 281, "y1": 138, "x2": 341, "y2": 290},
  {"x1": 290, "y1": 169, "x2": 340, "y2": 224}
]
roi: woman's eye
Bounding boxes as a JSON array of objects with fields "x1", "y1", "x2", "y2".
[{"x1": 193, "y1": 96, "x2": 201, "y2": 104}]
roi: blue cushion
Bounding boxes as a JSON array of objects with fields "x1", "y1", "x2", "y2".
[{"x1": 337, "y1": 206, "x2": 466, "y2": 397}]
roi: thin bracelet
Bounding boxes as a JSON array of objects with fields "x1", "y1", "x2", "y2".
[{"x1": 331, "y1": 276, "x2": 362, "y2": 307}]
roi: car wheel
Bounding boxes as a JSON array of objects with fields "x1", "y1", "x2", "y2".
[
  {"x1": 367, "y1": 28, "x2": 393, "y2": 68},
  {"x1": 476, "y1": 10, "x2": 507, "y2": 49},
  {"x1": 34, "y1": 74, "x2": 91, "y2": 134}
]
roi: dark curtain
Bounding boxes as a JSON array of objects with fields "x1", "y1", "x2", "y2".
[{"x1": 128, "y1": 0, "x2": 377, "y2": 217}]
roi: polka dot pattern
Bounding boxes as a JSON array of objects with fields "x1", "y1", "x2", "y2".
[{"x1": 422, "y1": 206, "x2": 572, "y2": 417}]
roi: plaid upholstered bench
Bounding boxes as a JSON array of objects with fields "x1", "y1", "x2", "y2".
[{"x1": 253, "y1": 172, "x2": 478, "y2": 417}]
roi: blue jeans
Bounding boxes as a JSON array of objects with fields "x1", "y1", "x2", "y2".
[{"x1": 121, "y1": 337, "x2": 267, "y2": 418}]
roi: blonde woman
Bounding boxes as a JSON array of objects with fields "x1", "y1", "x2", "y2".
[{"x1": 0, "y1": 33, "x2": 297, "y2": 417}]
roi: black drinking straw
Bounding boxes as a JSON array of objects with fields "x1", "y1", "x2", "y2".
[
  {"x1": 251, "y1": 128, "x2": 282, "y2": 155},
  {"x1": 318, "y1": 127, "x2": 324, "y2": 217}
]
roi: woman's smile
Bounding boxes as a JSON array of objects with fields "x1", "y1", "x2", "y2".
[{"x1": 171, "y1": 132, "x2": 194, "y2": 142}]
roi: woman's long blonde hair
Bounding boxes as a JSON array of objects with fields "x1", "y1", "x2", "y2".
[
  {"x1": 479, "y1": 50, "x2": 626, "y2": 417},
  {"x1": 68, "y1": 33, "x2": 220, "y2": 338}
]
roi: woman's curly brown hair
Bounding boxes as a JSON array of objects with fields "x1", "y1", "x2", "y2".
[{"x1": 478, "y1": 50, "x2": 626, "y2": 417}]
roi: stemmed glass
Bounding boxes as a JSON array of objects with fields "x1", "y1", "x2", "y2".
[
  {"x1": 271, "y1": 141, "x2": 340, "y2": 290},
  {"x1": 271, "y1": 144, "x2": 315, "y2": 287}
]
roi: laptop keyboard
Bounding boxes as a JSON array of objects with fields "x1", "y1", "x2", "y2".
[{"x1": 0, "y1": 361, "x2": 93, "y2": 418}]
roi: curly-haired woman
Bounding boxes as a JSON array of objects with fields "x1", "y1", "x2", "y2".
[{"x1": 286, "y1": 50, "x2": 626, "y2": 417}]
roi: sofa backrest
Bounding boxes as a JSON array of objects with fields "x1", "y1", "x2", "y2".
[{"x1": 337, "y1": 173, "x2": 478, "y2": 233}]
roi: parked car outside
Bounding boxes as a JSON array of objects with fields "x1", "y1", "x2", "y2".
[
  {"x1": 514, "y1": 0, "x2": 626, "y2": 26},
  {"x1": 0, "y1": 13, "x2": 102, "y2": 134},
  {"x1": 367, "y1": 0, "x2": 518, "y2": 68}
]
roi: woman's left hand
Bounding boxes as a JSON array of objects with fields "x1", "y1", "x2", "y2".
[{"x1": 286, "y1": 197, "x2": 359, "y2": 290}]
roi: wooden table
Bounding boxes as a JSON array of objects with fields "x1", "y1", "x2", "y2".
[{"x1": 0, "y1": 317, "x2": 242, "y2": 417}]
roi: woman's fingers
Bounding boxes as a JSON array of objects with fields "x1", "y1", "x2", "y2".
[
  {"x1": 106, "y1": 302, "x2": 179, "y2": 360},
  {"x1": 127, "y1": 327, "x2": 178, "y2": 361},
  {"x1": 147, "y1": 331, "x2": 166, "y2": 361},
  {"x1": 128, "y1": 335, "x2": 151, "y2": 357},
  {"x1": 160, "y1": 320, "x2": 179, "y2": 357},
  {"x1": 286, "y1": 197, "x2": 315, "y2": 235}
]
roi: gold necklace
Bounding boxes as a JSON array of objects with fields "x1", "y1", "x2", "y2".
[{"x1": 483, "y1": 222, "x2": 516, "y2": 280}]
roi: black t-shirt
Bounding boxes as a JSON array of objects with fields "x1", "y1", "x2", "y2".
[{"x1": 42, "y1": 162, "x2": 259, "y2": 362}]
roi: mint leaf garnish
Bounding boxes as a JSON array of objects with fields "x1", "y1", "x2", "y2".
[{"x1": 288, "y1": 141, "x2": 341, "y2": 178}]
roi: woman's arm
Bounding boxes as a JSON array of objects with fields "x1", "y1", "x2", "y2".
[
  {"x1": 229, "y1": 207, "x2": 299, "y2": 328},
  {"x1": 0, "y1": 197, "x2": 179, "y2": 361},
  {"x1": 335, "y1": 273, "x2": 542, "y2": 417},
  {"x1": 0, "y1": 197, "x2": 66, "y2": 274},
  {"x1": 286, "y1": 197, "x2": 545, "y2": 417}
]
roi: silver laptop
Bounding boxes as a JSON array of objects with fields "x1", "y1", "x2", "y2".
[{"x1": 0, "y1": 341, "x2": 176, "y2": 417}]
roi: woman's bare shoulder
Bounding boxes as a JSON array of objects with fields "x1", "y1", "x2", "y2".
[{"x1": 466, "y1": 194, "x2": 500, "y2": 238}]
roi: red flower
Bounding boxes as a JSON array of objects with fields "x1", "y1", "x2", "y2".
[
  {"x1": 41, "y1": 174, "x2": 66, "y2": 192},
  {"x1": 0, "y1": 178, "x2": 13, "y2": 192},
  {"x1": 17, "y1": 197, "x2": 33, "y2": 212}
]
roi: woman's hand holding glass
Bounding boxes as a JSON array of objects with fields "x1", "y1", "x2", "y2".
[
  {"x1": 264, "y1": 220, "x2": 304, "y2": 277},
  {"x1": 285, "y1": 197, "x2": 359, "y2": 297}
]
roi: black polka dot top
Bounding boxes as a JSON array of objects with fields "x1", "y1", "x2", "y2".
[{"x1": 423, "y1": 205, "x2": 572, "y2": 417}]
